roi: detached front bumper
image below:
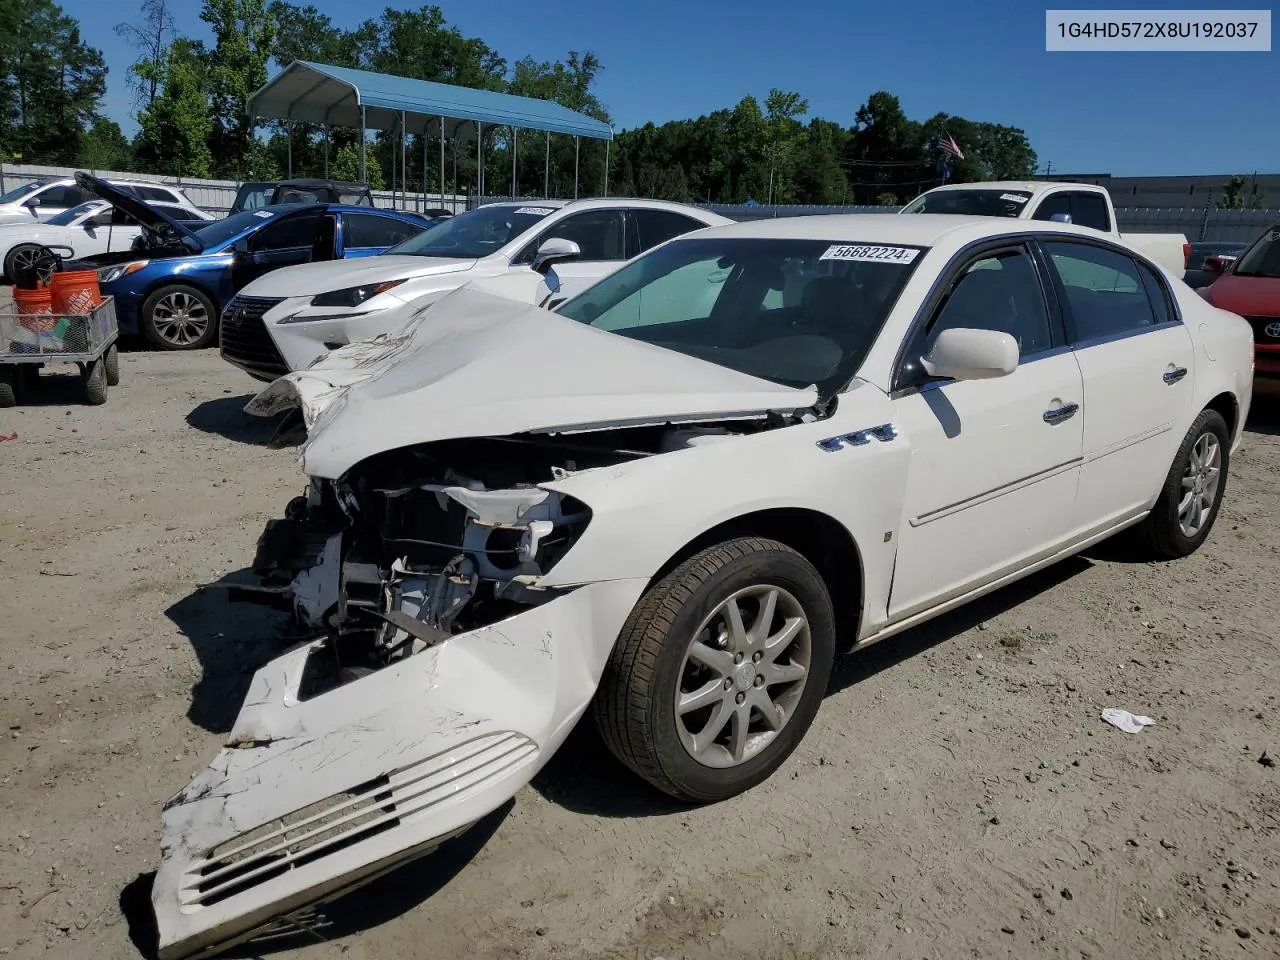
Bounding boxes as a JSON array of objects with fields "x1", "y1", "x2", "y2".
[{"x1": 153, "y1": 577, "x2": 646, "y2": 960}]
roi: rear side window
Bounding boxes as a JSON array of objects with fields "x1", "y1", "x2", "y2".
[
  {"x1": 630, "y1": 209, "x2": 707, "y2": 254},
  {"x1": 343, "y1": 213, "x2": 416, "y2": 249},
  {"x1": 250, "y1": 211, "x2": 322, "y2": 251},
  {"x1": 136, "y1": 186, "x2": 174, "y2": 202},
  {"x1": 1043, "y1": 241, "x2": 1158, "y2": 342}
]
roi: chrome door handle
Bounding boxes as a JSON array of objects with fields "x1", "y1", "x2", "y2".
[
  {"x1": 1163, "y1": 366, "x2": 1188, "y2": 384},
  {"x1": 1043, "y1": 402, "x2": 1079, "y2": 425}
]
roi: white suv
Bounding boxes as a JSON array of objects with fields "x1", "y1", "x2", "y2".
[
  {"x1": 221, "y1": 198, "x2": 733, "y2": 379},
  {"x1": 0, "y1": 177, "x2": 208, "y2": 225}
]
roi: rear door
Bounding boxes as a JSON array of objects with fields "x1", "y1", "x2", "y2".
[
  {"x1": 231, "y1": 209, "x2": 323, "y2": 290},
  {"x1": 1039, "y1": 238, "x2": 1196, "y2": 532},
  {"x1": 338, "y1": 212, "x2": 420, "y2": 258}
]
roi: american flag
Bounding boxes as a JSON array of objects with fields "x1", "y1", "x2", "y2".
[{"x1": 937, "y1": 133, "x2": 964, "y2": 160}]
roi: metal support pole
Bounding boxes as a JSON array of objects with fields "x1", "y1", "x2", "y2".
[
  {"x1": 452, "y1": 136, "x2": 458, "y2": 209},
  {"x1": 544, "y1": 131, "x2": 550, "y2": 198},
  {"x1": 476, "y1": 121, "x2": 484, "y2": 200},
  {"x1": 359, "y1": 107, "x2": 367, "y2": 183},
  {"x1": 438, "y1": 116, "x2": 446, "y2": 211},
  {"x1": 400, "y1": 111, "x2": 407, "y2": 209},
  {"x1": 421, "y1": 121, "x2": 427, "y2": 213},
  {"x1": 573, "y1": 137, "x2": 580, "y2": 199},
  {"x1": 287, "y1": 118, "x2": 293, "y2": 178},
  {"x1": 323, "y1": 123, "x2": 329, "y2": 177},
  {"x1": 604, "y1": 139, "x2": 610, "y2": 197},
  {"x1": 510, "y1": 127, "x2": 517, "y2": 198}
]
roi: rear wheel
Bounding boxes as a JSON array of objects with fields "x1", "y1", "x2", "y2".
[
  {"x1": 141, "y1": 285, "x2": 217, "y2": 350},
  {"x1": 593, "y1": 537, "x2": 836, "y2": 803},
  {"x1": 1132, "y1": 409, "x2": 1230, "y2": 559}
]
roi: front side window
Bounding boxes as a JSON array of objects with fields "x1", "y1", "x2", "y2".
[
  {"x1": 1071, "y1": 193, "x2": 1111, "y2": 231},
  {"x1": 1031, "y1": 194, "x2": 1073, "y2": 222},
  {"x1": 33, "y1": 185, "x2": 80, "y2": 207},
  {"x1": 250, "y1": 211, "x2": 322, "y2": 252},
  {"x1": 529, "y1": 210, "x2": 626, "y2": 262},
  {"x1": 385, "y1": 204, "x2": 555, "y2": 259},
  {"x1": 557, "y1": 236, "x2": 923, "y2": 394},
  {"x1": 1043, "y1": 241, "x2": 1157, "y2": 342},
  {"x1": 1233, "y1": 225, "x2": 1280, "y2": 279},
  {"x1": 0, "y1": 181, "x2": 42, "y2": 204},
  {"x1": 917, "y1": 248, "x2": 1053, "y2": 364},
  {"x1": 48, "y1": 202, "x2": 103, "y2": 226}
]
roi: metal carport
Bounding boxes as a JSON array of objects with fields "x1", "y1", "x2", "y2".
[{"x1": 246, "y1": 60, "x2": 614, "y2": 206}]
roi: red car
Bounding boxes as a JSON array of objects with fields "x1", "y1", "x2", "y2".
[{"x1": 1198, "y1": 222, "x2": 1280, "y2": 381}]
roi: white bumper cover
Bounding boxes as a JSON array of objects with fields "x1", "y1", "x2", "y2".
[{"x1": 154, "y1": 577, "x2": 646, "y2": 959}]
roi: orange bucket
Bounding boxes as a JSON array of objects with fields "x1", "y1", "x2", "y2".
[
  {"x1": 14, "y1": 286, "x2": 56, "y2": 333},
  {"x1": 49, "y1": 269, "x2": 101, "y2": 317}
]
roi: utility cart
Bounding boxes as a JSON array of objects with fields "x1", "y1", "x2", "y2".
[{"x1": 0, "y1": 295, "x2": 120, "y2": 407}]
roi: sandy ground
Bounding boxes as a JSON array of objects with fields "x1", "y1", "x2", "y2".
[{"x1": 1, "y1": 329, "x2": 1279, "y2": 960}]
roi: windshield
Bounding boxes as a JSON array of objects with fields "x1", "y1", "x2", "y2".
[
  {"x1": 555, "y1": 236, "x2": 924, "y2": 394},
  {"x1": 0, "y1": 181, "x2": 43, "y2": 204},
  {"x1": 234, "y1": 185, "x2": 274, "y2": 212},
  {"x1": 193, "y1": 208, "x2": 283, "y2": 248},
  {"x1": 1232, "y1": 226, "x2": 1280, "y2": 279},
  {"x1": 47, "y1": 202, "x2": 102, "y2": 226},
  {"x1": 902, "y1": 189, "x2": 1032, "y2": 218},
  {"x1": 384, "y1": 204, "x2": 555, "y2": 258}
]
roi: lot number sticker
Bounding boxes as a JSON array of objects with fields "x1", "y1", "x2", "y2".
[
  {"x1": 820, "y1": 244, "x2": 920, "y2": 265},
  {"x1": 252, "y1": 210, "x2": 274, "y2": 218},
  {"x1": 514, "y1": 206, "x2": 555, "y2": 215},
  {"x1": 1000, "y1": 193, "x2": 1029, "y2": 203}
]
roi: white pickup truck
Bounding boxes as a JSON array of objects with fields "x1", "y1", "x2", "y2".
[{"x1": 900, "y1": 180, "x2": 1189, "y2": 276}]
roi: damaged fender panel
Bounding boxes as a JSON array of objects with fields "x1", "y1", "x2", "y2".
[{"x1": 154, "y1": 577, "x2": 646, "y2": 960}]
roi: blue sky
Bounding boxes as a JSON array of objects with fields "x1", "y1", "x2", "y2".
[{"x1": 67, "y1": 0, "x2": 1278, "y2": 176}]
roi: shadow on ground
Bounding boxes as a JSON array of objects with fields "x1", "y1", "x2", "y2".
[
  {"x1": 1246, "y1": 388, "x2": 1280, "y2": 438},
  {"x1": 119, "y1": 801, "x2": 513, "y2": 960},
  {"x1": 164, "y1": 570, "x2": 293, "y2": 733},
  {"x1": 533, "y1": 556, "x2": 1093, "y2": 819},
  {"x1": 186, "y1": 395, "x2": 284, "y2": 446}
]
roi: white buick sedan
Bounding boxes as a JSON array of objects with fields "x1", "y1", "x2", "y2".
[{"x1": 153, "y1": 214, "x2": 1253, "y2": 959}]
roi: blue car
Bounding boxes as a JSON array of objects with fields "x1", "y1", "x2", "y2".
[{"x1": 74, "y1": 174, "x2": 434, "y2": 350}]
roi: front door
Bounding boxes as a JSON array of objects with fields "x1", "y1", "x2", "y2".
[
  {"x1": 517, "y1": 209, "x2": 629, "y2": 308},
  {"x1": 231, "y1": 210, "x2": 323, "y2": 291},
  {"x1": 1039, "y1": 239, "x2": 1197, "y2": 532},
  {"x1": 888, "y1": 244, "x2": 1085, "y2": 619}
]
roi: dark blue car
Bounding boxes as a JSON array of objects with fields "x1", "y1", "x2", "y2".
[{"x1": 75, "y1": 174, "x2": 433, "y2": 350}]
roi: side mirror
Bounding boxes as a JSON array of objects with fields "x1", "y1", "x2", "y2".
[
  {"x1": 22, "y1": 197, "x2": 39, "y2": 209},
  {"x1": 233, "y1": 238, "x2": 250, "y2": 256},
  {"x1": 1204, "y1": 255, "x2": 1235, "y2": 276},
  {"x1": 531, "y1": 237, "x2": 581, "y2": 276},
  {"x1": 1049, "y1": 212, "x2": 1072, "y2": 224},
  {"x1": 921, "y1": 328, "x2": 1019, "y2": 381}
]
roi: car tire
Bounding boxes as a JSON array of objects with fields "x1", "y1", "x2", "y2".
[
  {"x1": 593, "y1": 537, "x2": 836, "y2": 803},
  {"x1": 3, "y1": 244, "x2": 44, "y2": 283},
  {"x1": 140, "y1": 285, "x2": 218, "y2": 351},
  {"x1": 0, "y1": 366, "x2": 17, "y2": 408},
  {"x1": 1132, "y1": 408, "x2": 1230, "y2": 559}
]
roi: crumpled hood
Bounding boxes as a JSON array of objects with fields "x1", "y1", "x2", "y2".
[
  {"x1": 247, "y1": 286, "x2": 818, "y2": 479},
  {"x1": 238, "y1": 254, "x2": 478, "y2": 298}
]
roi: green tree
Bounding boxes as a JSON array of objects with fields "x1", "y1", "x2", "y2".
[
  {"x1": 0, "y1": 0, "x2": 106, "y2": 162},
  {"x1": 133, "y1": 38, "x2": 214, "y2": 177},
  {"x1": 793, "y1": 119, "x2": 849, "y2": 204},
  {"x1": 1217, "y1": 175, "x2": 1246, "y2": 210},
  {"x1": 330, "y1": 141, "x2": 384, "y2": 188},
  {"x1": 846, "y1": 92, "x2": 922, "y2": 204},
  {"x1": 763, "y1": 88, "x2": 808, "y2": 204},
  {"x1": 201, "y1": 0, "x2": 275, "y2": 177},
  {"x1": 81, "y1": 116, "x2": 132, "y2": 170},
  {"x1": 113, "y1": 0, "x2": 175, "y2": 115}
]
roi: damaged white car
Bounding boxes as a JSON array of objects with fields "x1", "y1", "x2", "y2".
[{"x1": 154, "y1": 214, "x2": 1254, "y2": 958}]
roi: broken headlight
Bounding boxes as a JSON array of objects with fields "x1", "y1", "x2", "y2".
[{"x1": 307, "y1": 279, "x2": 406, "y2": 310}]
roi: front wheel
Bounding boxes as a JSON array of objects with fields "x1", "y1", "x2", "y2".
[
  {"x1": 141, "y1": 285, "x2": 218, "y2": 350},
  {"x1": 593, "y1": 537, "x2": 836, "y2": 803},
  {"x1": 1133, "y1": 408, "x2": 1230, "y2": 559}
]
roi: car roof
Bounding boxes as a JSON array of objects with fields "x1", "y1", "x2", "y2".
[
  {"x1": 683, "y1": 212, "x2": 1124, "y2": 248},
  {"x1": 277, "y1": 178, "x2": 368, "y2": 189}
]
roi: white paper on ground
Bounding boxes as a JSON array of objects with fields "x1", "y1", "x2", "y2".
[{"x1": 1101, "y1": 707, "x2": 1156, "y2": 734}]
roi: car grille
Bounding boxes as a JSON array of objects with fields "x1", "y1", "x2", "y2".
[
  {"x1": 1242, "y1": 315, "x2": 1280, "y2": 347},
  {"x1": 220, "y1": 295, "x2": 287, "y2": 381}
]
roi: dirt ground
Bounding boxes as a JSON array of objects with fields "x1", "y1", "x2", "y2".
[{"x1": 2, "y1": 330, "x2": 1279, "y2": 960}]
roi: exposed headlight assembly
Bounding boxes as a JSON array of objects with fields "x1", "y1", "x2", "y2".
[
  {"x1": 97, "y1": 260, "x2": 149, "y2": 283},
  {"x1": 309, "y1": 279, "x2": 406, "y2": 309}
]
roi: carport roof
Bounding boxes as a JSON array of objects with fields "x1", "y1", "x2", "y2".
[{"x1": 248, "y1": 61, "x2": 613, "y2": 141}]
